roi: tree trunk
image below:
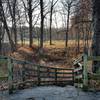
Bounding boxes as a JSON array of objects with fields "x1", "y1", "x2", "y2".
[
  {"x1": 49, "y1": 4, "x2": 53, "y2": 45},
  {"x1": 20, "y1": 24, "x2": 24, "y2": 46},
  {"x1": 40, "y1": 0, "x2": 44, "y2": 49},
  {"x1": 92, "y1": 0, "x2": 100, "y2": 73},
  {"x1": 77, "y1": 29, "x2": 80, "y2": 54},
  {"x1": 13, "y1": 0, "x2": 17, "y2": 46},
  {"x1": 28, "y1": 0, "x2": 33, "y2": 48},
  {"x1": 65, "y1": 7, "x2": 70, "y2": 48},
  {"x1": 0, "y1": 0, "x2": 16, "y2": 52},
  {"x1": 0, "y1": 23, "x2": 2, "y2": 54}
]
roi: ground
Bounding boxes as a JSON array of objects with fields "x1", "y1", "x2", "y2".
[
  {"x1": 1, "y1": 40, "x2": 100, "y2": 96},
  {"x1": 0, "y1": 86, "x2": 100, "y2": 100},
  {"x1": 11, "y1": 40, "x2": 86, "y2": 69}
]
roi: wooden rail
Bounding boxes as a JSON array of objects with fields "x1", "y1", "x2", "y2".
[
  {"x1": 73, "y1": 54, "x2": 100, "y2": 89},
  {"x1": 73, "y1": 54, "x2": 88, "y2": 88},
  {"x1": 0, "y1": 55, "x2": 74, "y2": 94},
  {"x1": 1, "y1": 54, "x2": 99, "y2": 92},
  {"x1": 73, "y1": 57, "x2": 83, "y2": 88},
  {"x1": 85, "y1": 55, "x2": 100, "y2": 91},
  {"x1": 74, "y1": 63, "x2": 83, "y2": 87}
]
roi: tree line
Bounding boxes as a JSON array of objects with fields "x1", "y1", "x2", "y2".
[{"x1": 0, "y1": 0, "x2": 92, "y2": 53}]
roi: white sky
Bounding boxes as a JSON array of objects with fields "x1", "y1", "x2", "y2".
[
  {"x1": 6, "y1": 0, "x2": 71, "y2": 28},
  {"x1": 18, "y1": 0, "x2": 68, "y2": 28}
]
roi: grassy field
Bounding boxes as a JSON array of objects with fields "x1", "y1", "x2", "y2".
[
  {"x1": 44, "y1": 40, "x2": 92, "y2": 49},
  {"x1": 18, "y1": 39, "x2": 39, "y2": 45},
  {"x1": 17, "y1": 40, "x2": 92, "y2": 59},
  {"x1": 18, "y1": 39, "x2": 92, "y2": 49}
]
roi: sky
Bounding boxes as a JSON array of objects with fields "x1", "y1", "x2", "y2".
[
  {"x1": 5, "y1": 0, "x2": 72, "y2": 28},
  {"x1": 18, "y1": 0, "x2": 68, "y2": 28}
]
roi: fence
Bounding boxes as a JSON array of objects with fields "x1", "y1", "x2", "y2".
[
  {"x1": 73, "y1": 54, "x2": 100, "y2": 90},
  {"x1": 73, "y1": 54, "x2": 89, "y2": 88},
  {"x1": 86, "y1": 56, "x2": 100, "y2": 90},
  {"x1": 0, "y1": 55, "x2": 74, "y2": 94}
]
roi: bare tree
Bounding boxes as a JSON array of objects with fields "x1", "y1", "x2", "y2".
[
  {"x1": 72, "y1": 0, "x2": 92, "y2": 55},
  {"x1": 49, "y1": 0, "x2": 58, "y2": 45},
  {"x1": 0, "y1": 22, "x2": 3, "y2": 54},
  {"x1": 39, "y1": 0, "x2": 54, "y2": 49},
  {"x1": 28, "y1": 0, "x2": 33, "y2": 47},
  {"x1": 6, "y1": 0, "x2": 18, "y2": 46},
  {"x1": 22, "y1": 0, "x2": 39, "y2": 47},
  {"x1": 0, "y1": 0, "x2": 16, "y2": 51},
  {"x1": 61, "y1": 0, "x2": 78, "y2": 48},
  {"x1": 40, "y1": 0, "x2": 44, "y2": 49}
]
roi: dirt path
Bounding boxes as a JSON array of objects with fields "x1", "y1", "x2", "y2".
[{"x1": 0, "y1": 86, "x2": 100, "y2": 100}]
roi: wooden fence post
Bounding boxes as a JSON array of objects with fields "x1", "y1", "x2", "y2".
[
  {"x1": 55, "y1": 69, "x2": 57, "y2": 85},
  {"x1": 37, "y1": 65, "x2": 41, "y2": 86},
  {"x1": 72, "y1": 69, "x2": 74, "y2": 86},
  {"x1": 22, "y1": 63, "x2": 25, "y2": 82},
  {"x1": 83, "y1": 54, "x2": 88, "y2": 87},
  {"x1": 8, "y1": 58, "x2": 13, "y2": 94}
]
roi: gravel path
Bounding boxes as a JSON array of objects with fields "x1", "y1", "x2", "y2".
[{"x1": 0, "y1": 86, "x2": 100, "y2": 100}]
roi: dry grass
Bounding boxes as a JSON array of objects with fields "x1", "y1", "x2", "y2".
[
  {"x1": 18, "y1": 39, "x2": 92, "y2": 49},
  {"x1": 12, "y1": 40, "x2": 92, "y2": 68},
  {"x1": 44, "y1": 40, "x2": 92, "y2": 49}
]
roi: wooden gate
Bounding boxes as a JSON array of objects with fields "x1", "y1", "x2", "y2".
[
  {"x1": 0, "y1": 55, "x2": 74, "y2": 94},
  {"x1": 73, "y1": 54, "x2": 88, "y2": 88}
]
